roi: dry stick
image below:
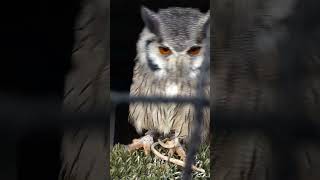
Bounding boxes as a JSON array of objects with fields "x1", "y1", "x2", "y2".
[{"x1": 151, "y1": 141, "x2": 205, "y2": 173}]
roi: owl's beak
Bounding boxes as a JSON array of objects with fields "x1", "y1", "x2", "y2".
[{"x1": 174, "y1": 55, "x2": 190, "y2": 77}]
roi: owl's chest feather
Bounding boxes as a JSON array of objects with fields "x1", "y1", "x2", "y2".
[{"x1": 165, "y1": 83, "x2": 179, "y2": 96}]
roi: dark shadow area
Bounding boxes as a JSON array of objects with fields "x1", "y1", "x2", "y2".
[
  {"x1": 212, "y1": 0, "x2": 320, "y2": 179},
  {"x1": 0, "y1": 1, "x2": 78, "y2": 179},
  {"x1": 110, "y1": 0, "x2": 209, "y2": 145},
  {"x1": 0, "y1": 0, "x2": 108, "y2": 180}
]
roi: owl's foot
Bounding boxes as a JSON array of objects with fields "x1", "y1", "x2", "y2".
[
  {"x1": 171, "y1": 145, "x2": 187, "y2": 161},
  {"x1": 159, "y1": 139, "x2": 186, "y2": 161},
  {"x1": 126, "y1": 134, "x2": 154, "y2": 155},
  {"x1": 151, "y1": 138, "x2": 205, "y2": 173}
]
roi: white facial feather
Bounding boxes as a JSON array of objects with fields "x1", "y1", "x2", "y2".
[
  {"x1": 166, "y1": 83, "x2": 179, "y2": 96},
  {"x1": 136, "y1": 28, "x2": 155, "y2": 64},
  {"x1": 137, "y1": 24, "x2": 208, "y2": 80}
]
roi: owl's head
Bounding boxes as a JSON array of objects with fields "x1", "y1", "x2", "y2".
[{"x1": 137, "y1": 6, "x2": 210, "y2": 81}]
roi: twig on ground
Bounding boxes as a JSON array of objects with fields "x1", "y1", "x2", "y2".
[{"x1": 151, "y1": 139, "x2": 205, "y2": 173}]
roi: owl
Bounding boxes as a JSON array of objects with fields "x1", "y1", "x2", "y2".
[{"x1": 127, "y1": 6, "x2": 210, "y2": 160}]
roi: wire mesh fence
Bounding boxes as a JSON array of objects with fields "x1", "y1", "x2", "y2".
[
  {"x1": 109, "y1": 1, "x2": 320, "y2": 179},
  {"x1": 110, "y1": 88, "x2": 209, "y2": 179},
  {"x1": 110, "y1": 50, "x2": 210, "y2": 179},
  {"x1": 110, "y1": 93, "x2": 209, "y2": 180}
]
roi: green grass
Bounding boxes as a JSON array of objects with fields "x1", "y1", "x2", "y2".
[{"x1": 110, "y1": 143, "x2": 210, "y2": 179}]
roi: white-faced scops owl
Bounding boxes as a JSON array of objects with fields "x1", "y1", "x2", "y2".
[{"x1": 127, "y1": 6, "x2": 210, "y2": 160}]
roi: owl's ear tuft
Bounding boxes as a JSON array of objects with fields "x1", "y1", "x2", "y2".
[
  {"x1": 203, "y1": 11, "x2": 210, "y2": 32},
  {"x1": 197, "y1": 11, "x2": 210, "y2": 41},
  {"x1": 141, "y1": 6, "x2": 160, "y2": 36}
]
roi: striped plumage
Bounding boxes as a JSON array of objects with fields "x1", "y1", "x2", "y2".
[{"x1": 128, "y1": 6, "x2": 210, "y2": 144}]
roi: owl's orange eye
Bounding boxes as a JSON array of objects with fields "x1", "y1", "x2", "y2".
[
  {"x1": 187, "y1": 46, "x2": 201, "y2": 56},
  {"x1": 159, "y1": 46, "x2": 172, "y2": 55}
]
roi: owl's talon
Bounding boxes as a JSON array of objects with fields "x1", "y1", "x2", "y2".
[
  {"x1": 151, "y1": 140, "x2": 205, "y2": 173},
  {"x1": 126, "y1": 134, "x2": 154, "y2": 155},
  {"x1": 143, "y1": 143, "x2": 151, "y2": 155},
  {"x1": 158, "y1": 138, "x2": 187, "y2": 161},
  {"x1": 175, "y1": 146, "x2": 187, "y2": 161},
  {"x1": 168, "y1": 148, "x2": 174, "y2": 157}
]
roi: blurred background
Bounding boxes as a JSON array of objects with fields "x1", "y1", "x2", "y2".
[
  {"x1": 212, "y1": 0, "x2": 320, "y2": 179},
  {"x1": 0, "y1": 0, "x2": 108, "y2": 180}
]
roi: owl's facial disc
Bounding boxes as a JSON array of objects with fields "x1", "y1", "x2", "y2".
[
  {"x1": 139, "y1": 6, "x2": 210, "y2": 80},
  {"x1": 146, "y1": 40, "x2": 205, "y2": 80}
]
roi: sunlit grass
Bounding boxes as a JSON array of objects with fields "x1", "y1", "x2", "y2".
[{"x1": 110, "y1": 143, "x2": 210, "y2": 179}]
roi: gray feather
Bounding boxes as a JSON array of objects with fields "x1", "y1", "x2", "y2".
[{"x1": 129, "y1": 6, "x2": 210, "y2": 144}]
